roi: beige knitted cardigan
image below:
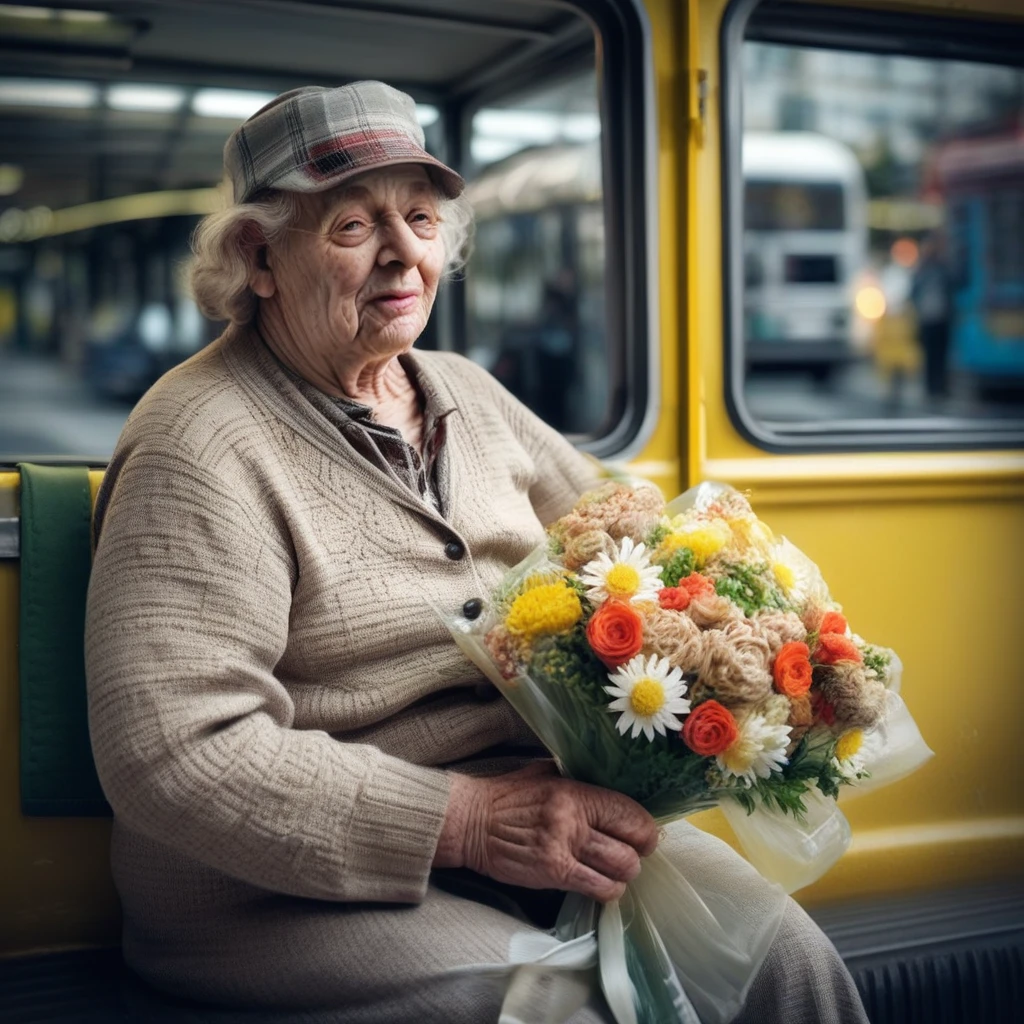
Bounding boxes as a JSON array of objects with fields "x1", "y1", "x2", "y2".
[{"x1": 84, "y1": 325, "x2": 602, "y2": 1006}]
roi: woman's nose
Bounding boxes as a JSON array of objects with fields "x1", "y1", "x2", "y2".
[{"x1": 376, "y1": 215, "x2": 426, "y2": 268}]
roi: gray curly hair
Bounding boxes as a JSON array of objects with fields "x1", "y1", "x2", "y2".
[{"x1": 189, "y1": 182, "x2": 474, "y2": 326}]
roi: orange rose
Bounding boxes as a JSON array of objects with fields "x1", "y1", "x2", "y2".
[
  {"x1": 658, "y1": 587, "x2": 690, "y2": 611},
  {"x1": 814, "y1": 633, "x2": 862, "y2": 665},
  {"x1": 819, "y1": 611, "x2": 848, "y2": 636},
  {"x1": 586, "y1": 601, "x2": 644, "y2": 666},
  {"x1": 682, "y1": 700, "x2": 739, "y2": 756},
  {"x1": 680, "y1": 573, "x2": 715, "y2": 599},
  {"x1": 772, "y1": 640, "x2": 813, "y2": 697}
]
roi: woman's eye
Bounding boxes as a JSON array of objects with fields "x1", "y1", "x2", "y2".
[
  {"x1": 327, "y1": 219, "x2": 369, "y2": 244},
  {"x1": 409, "y1": 212, "x2": 439, "y2": 235}
]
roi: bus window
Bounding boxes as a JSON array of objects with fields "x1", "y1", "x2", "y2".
[
  {"x1": 726, "y1": 2, "x2": 1024, "y2": 449},
  {"x1": 463, "y1": 72, "x2": 609, "y2": 437},
  {"x1": 0, "y1": 2, "x2": 656, "y2": 462},
  {"x1": 0, "y1": 76, "x2": 446, "y2": 459}
]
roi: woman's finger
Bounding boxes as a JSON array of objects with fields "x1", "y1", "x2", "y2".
[
  {"x1": 582, "y1": 787, "x2": 660, "y2": 857},
  {"x1": 577, "y1": 828, "x2": 643, "y2": 883},
  {"x1": 563, "y1": 859, "x2": 628, "y2": 904},
  {"x1": 515, "y1": 759, "x2": 559, "y2": 778}
]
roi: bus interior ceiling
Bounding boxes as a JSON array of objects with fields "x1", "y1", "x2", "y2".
[{"x1": 1, "y1": 0, "x2": 596, "y2": 182}]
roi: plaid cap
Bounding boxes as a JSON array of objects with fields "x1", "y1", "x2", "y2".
[{"x1": 224, "y1": 80, "x2": 464, "y2": 204}]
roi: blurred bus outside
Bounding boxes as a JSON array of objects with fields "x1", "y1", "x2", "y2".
[
  {"x1": 937, "y1": 131, "x2": 1024, "y2": 396},
  {"x1": 738, "y1": 38, "x2": 1024, "y2": 434},
  {"x1": 741, "y1": 131, "x2": 871, "y2": 384}
]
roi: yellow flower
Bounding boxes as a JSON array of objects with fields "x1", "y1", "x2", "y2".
[
  {"x1": 659, "y1": 522, "x2": 730, "y2": 566},
  {"x1": 630, "y1": 679, "x2": 666, "y2": 717},
  {"x1": 729, "y1": 516, "x2": 775, "y2": 553},
  {"x1": 505, "y1": 583, "x2": 582, "y2": 641},
  {"x1": 773, "y1": 561, "x2": 796, "y2": 593},
  {"x1": 658, "y1": 532, "x2": 691, "y2": 554},
  {"x1": 835, "y1": 729, "x2": 864, "y2": 762}
]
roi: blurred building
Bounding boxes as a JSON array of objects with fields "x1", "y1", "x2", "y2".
[{"x1": 743, "y1": 43, "x2": 1023, "y2": 199}]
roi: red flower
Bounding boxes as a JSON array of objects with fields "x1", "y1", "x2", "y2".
[
  {"x1": 810, "y1": 688, "x2": 837, "y2": 726},
  {"x1": 772, "y1": 641, "x2": 813, "y2": 697},
  {"x1": 586, "y1": 601, "x2": 644, "y2": 667},
  {"x1": 680, "y1": 573, "x2": 715, "y2": 599},
  {"x1": 658, "y1": 574, "x2": 715, "y2": 611},
  {"x1": 814, "y1": 633, "x2": 862, "y2": 665},
  {"x1": 659, "y1": 587, "x2": 690, "y2": 611},
  {"x1": 682, "y1": 700, "x2": 740, "y2": 756},
  {"x1": 819, "y1": 611, "x2": 848, "y2": 636}
]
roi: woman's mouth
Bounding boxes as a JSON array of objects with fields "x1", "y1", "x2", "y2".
[{"x1": 371, "y1": 292, "x2": 419, "y2": 314}]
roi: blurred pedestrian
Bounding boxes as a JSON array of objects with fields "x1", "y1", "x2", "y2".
[{"x1": 910, "y1": 233, "x2": 953, "y2": 400}]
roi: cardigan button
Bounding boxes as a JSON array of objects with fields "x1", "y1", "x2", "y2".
[
  {"x1": 444, "y1": 539, "x2": 465, "y2": 561},
  {"x1": 462, "y1": 597, "x2": 483, "y2": 620}
]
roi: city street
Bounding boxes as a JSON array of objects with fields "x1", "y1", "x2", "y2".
[
  {"x1": 0, "y1": 350, "x2": 131, "y2": 458},
  {"x1": 3, "y1": 346, "x2": 1021, "y2": 462},
  {"x1": 746, "y1": 360, "x2": 1024, "y2": 425}
]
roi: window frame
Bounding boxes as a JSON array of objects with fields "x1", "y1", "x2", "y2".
[
  {"x1": 449, "y1": 0, "x2": 661, "y2": 458},
  {"x1": 720, "y1": 0, "x2": 1024, "y2": 453},
  {"x1": 0, "y1": 0, "x2": 659, "y2": 467}
]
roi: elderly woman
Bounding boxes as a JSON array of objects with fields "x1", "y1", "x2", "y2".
[{"x1": 85, "y1": 81, "x2": 868, "y2": 1024}]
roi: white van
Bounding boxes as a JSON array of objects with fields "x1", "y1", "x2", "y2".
[{"x1": 742, "y1": 132, "x2": 869, "y2": 381}]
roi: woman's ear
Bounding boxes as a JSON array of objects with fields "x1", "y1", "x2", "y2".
[{"x1": 242, "y1": 222, "x2": 276, "y2": 299}]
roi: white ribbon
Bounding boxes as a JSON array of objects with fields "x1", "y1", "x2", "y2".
[
  {"x1": 598, "y1": 900, "x2": 639, "y2": 1024},
  {"x1": 498, "y1": 930, "x2": 599, "y2": 1024},
  {"x1": 495, "y1": 848, "x2": 784, "y2": 1024}
]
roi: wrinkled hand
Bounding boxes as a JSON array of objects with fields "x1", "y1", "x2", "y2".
[{"x1": 435, "y1": 761, "x2": 659, "y2": 903}]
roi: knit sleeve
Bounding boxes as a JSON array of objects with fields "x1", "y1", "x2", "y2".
[{"x1": 85, "y1": 445, "x2": 452, "y2": 905}]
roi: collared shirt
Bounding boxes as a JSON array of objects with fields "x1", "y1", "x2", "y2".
[{"x1": 282, "y1": 350, "x2": 454, "y2": 517}]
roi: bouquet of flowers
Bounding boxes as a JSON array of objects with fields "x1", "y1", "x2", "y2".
[{"x1": 443, "y1": 479, "x2": 931, "y2": 1024}]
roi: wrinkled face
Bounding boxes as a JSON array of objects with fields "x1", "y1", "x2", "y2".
[{"x1": 259, "y1": 165, "x2": 445, "y2": 359}]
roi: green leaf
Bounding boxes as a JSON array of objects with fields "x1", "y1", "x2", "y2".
[
  {"x1": 658, "y1": 548, "x2": 696, "y2": 588},
  {"x1": 712, "y1": 559, "x2": 788, "y2": 616},
  {"x1": 645, "y1": 522, "x2": 671, "y2": 548}
]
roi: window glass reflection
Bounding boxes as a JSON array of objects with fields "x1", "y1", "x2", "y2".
[
  {"x1": 464, "y1": 72, "x2": 609, "y2": 437},
  {"x1": 0, "y1": 80, "x2": 444, "y2": 459},
  {"x1": 741, "y1": 41, "x2": 1024, "y2": 428}
]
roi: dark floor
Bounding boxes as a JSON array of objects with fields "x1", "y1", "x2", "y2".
[{"x1": 4, "y1": 883, "x2": 1023, "y2": 1023}]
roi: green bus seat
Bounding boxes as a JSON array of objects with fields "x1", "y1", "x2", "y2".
[
  {"x1": 18, "y1": 463, "x2": 110, "y2": 817},
  {"x1": 7, "y1": 468, "x2": 1022, "y2": 1023}
]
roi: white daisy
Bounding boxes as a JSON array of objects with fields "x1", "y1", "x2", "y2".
[
  {"x1": 604, "y1": 653, "x2": 691, "y2": 741},
  {"x1": 833, "y1": 726, "x2": 878, "y2": 783},
  {"x1": 716, "y1": 712, "x2": 791, "y2": 787},
  {"x1": 769, "y1": 537, "x2": 828, "y2": 606},
  {"x1": 832, "y1": 753, "x2": 866, "y2": 783},
  {"x1": 579, "y1": 536, "x2": 664, "y2": 605}
]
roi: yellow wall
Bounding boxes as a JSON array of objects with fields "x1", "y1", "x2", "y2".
[{"x1": 665, "y1": 0, "x2": 1024, "y2": 906}]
